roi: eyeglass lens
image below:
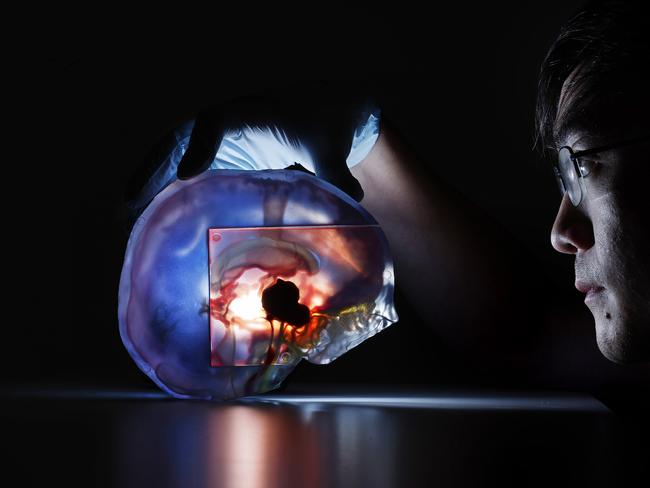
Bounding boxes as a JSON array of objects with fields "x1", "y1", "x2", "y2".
[{"x1": 557, "y1": 147, "x2": 582, "y2": 206}]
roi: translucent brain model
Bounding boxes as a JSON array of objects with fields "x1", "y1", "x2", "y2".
[{"x1": 118, "y1": 170, "x2": 398, "y2": 400}]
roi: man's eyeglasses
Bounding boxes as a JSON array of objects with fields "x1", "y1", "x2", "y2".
[{"x1": 554, "y1": 134, "x2": 650, "y2": 206}]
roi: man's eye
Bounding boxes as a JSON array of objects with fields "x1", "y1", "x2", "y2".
[{"x1": 578, "y1": 159, "x2": 600, "y2": 177}]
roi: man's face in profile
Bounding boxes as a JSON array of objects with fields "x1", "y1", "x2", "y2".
[{"x1": 550, "y1": 125, "x2": 650, "y2": 363}]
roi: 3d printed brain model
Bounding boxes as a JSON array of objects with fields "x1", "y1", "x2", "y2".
[{"x1": 118, "y1": 170, "x2": 398, "y2": 400}]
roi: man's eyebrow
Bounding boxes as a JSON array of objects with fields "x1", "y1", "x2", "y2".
[
  {"x1": 575, "y1": 134, "x2": 650, "y2": 157},
  {"x1": 554, "y1": 125, "x2": 603, "y2": 151}
]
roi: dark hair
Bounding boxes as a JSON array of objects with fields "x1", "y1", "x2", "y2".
[{"x1": 535, "y1": 0, "x2": 650, "y2": 153}]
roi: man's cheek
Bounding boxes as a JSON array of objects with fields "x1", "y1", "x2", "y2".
[{"x1": 590, "y1": 197, "x2": 620, "y2": 259}]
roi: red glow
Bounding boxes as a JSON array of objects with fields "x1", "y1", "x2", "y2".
[{"x1": 208, "y1": 226, "x2": 379, "y2": 367}]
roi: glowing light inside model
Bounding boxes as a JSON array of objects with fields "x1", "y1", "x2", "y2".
[{"x1": 208, "y1": 226, "x2": 381, "y2": 367}]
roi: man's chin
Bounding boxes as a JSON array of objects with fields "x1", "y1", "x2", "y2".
[
  {"x1": 597, "y1": 341, "x2": 631, "y2": 364},
  {"x1": 595, "y1": 316, "x2": 649, "y2": 364}
]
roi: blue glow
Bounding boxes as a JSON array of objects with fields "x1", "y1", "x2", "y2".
[
  {"x1": 243, "y1": 393, "x2": 610, "y2": 412},
  {"x1": 1, "y1": 389, "x2": 609, "y2": 413},
  {"x1": 119, "y1": 170, "x2": 397, "y2": 401}
]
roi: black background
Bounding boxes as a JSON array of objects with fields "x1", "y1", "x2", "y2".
[{"x1": 10, "y1": 3, "x2": 649, "y2": 401}]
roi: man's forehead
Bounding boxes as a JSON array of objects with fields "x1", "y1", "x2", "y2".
[{"x1": 553, "y1": 101, "x2": 647, "y2": 150}]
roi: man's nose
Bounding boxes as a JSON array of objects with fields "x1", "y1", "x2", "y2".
[{"x1": 550, "y1": 194, "x2": 595, "y2": 254}]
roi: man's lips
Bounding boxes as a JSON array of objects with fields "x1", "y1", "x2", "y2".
[{"x1": 575, "y1": 281, "x2": 605, "y2": 303}]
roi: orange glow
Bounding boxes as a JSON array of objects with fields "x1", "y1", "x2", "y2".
[
  {"x1": 208, "y1": 225, "x2": 380, "y2": 367},
  {"x1": 212, "y1": 270, "x2": 333, "y2": 366}
]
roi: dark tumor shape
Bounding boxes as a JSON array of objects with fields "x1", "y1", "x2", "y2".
[{"x1": 262, "y1": 279, "x2": 311, "y2": 327}]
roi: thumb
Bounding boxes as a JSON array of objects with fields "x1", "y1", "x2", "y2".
[{"x1": 177, "y1": 109, "x2": 224, "y2": 180}]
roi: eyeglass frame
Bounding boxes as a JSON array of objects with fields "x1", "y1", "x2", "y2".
[{"x1": 553, "y1": 134, "x2": 650, "y2": 207}]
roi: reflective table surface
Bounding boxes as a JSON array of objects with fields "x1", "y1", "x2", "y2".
[{"x1": 2, "y1": 385, "x2": 648, "y2": 487}]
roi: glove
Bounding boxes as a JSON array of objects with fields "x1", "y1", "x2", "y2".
[{"x1": 124, "y1": 82, "x2": 381, "y2": 230}]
